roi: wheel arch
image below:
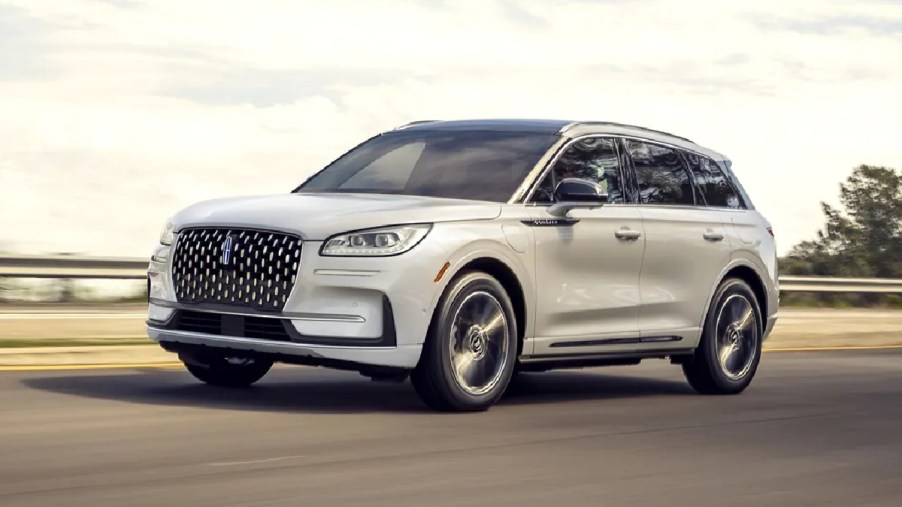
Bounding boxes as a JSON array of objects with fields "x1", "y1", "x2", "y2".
[
  {"x1": 424, "y1": 241, "x2": 531, "y2": 357},
  {"x1": 456, "y1": 257, "x2": 527, "y2": 354},
  {"x1": 702, "y1": 261, "x2": 769, "y2": 336}
]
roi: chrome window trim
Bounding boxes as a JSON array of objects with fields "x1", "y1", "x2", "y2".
[
  {"x1": 624, "y1": 137, "x2": 699, "y2": 207},
  {"x1": 507, "y1": 135, "x2": 570, "y2": 204},
  {"x1": 519, "y1": 133, "x2": 740, "y2": 208},
  {"x1": 687, "y1": 153, "x2": 750, "y2": 211}
]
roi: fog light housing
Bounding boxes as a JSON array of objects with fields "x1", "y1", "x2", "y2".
[{"x1": 147, "y1": 303, "x2": 174, "y2": 323}]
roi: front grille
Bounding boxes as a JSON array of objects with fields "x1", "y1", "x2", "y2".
[
  {"x1": 172, "y1": 228, "x2": 302, "y2": 312},
  {"x1": 171, "y1": 310, "x2": 292, "y2": 342}
]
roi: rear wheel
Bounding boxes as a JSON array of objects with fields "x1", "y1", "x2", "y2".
[
  {"x1": 181, "y1": 353, "x2": 273, "y2": 388},
  {"x1": 683, "y1": 278, "x2": 762, "y2": 395},
  {"x1": 411, "y1": 271, "x2": 518, "y2": 412}
]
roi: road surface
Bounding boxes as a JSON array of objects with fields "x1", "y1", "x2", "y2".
[{"x1": 1, "y1": 349, "x2": 900, "y2": 506}]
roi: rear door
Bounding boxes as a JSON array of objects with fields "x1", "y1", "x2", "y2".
[
  {"x1": 624, "y1": 139, "x2": 733, "y2": 346},
  {"x1": 688, "y1": 155, "x2": 777, "y2": 313}
]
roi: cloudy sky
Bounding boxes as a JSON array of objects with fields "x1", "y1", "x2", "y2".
[{"x1": 1, "y1": 0, "x2": 900, "y2": 257}]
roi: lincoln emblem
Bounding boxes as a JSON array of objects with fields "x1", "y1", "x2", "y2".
[{"x1": 222, "y1": 235, "x2": 234, "y2": 266}]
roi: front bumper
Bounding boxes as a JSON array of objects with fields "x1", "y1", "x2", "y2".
[{"x1": 146, "y1": 235, "x2": 457, "y2": 369}]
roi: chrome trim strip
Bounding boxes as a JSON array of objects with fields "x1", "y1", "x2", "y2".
[
  {"x1": 314, "y1": 269, "x2": 380, "y2": 277},
  {"x1": 549, "y1": 335, "x2": 682, "y2": 348},
  {"x1": 172, "y1": 223, "x2": 306, "y2": 240},
  {"x1": 147, "y1": 327, "x2": 388, "y2": 353},
  {"x1": 148, "y1": 298, "x2": 366, "y2": 323},
  {"x1": 507, "y1": 135, "x2": 570, "y2": 204},
  {"x1": 521, "y1": 133, "x2": 739, "y2": 206}
]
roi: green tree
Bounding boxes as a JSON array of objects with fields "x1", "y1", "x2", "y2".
[
  {"x1": 784, "y1": 165, "x2": 901, "y2": 278},
  {"x1": 781, "y1": 165, "x2": 901, "y2": 307}
]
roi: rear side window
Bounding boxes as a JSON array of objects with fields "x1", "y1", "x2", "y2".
[
  {"x1": 683, "y1": 152, "x2": 744, "y2": 209},
  {"x1": 625, "y1": 140, "x2": 695, "y2": 206}
]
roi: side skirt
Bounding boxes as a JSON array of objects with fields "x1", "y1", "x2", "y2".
[{"x1": 517, "y1": 348, "x2": 696, "y2": 372}]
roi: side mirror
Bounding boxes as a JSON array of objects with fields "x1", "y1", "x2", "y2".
[{"x1": 547, "y1": 178, "x2": 608, "y2": 217}]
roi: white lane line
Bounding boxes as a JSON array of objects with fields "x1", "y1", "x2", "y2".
[
  {"x1": 0, "y1": 313, "x2": 146, "y2": 320},
  {"x1": 206, "y1": 455, "x2": 309, "y2": 467}
]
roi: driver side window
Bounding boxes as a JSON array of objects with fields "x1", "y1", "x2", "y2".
[{"x1": 532, "y1": 137, "x2": 624, "y2": 204}]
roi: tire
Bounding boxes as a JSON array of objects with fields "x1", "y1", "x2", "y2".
[
  {"x1": 181, "y1": 352, "x2": 273, "y2": 388},
  {"x1": 683, "y1": 278, "x2": 763, "y2": 395},
  {"x1": 411, "y1": 270, "x2": 519, "y2": 412}
]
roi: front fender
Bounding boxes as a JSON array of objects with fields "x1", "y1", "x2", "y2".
[{"x1": 422, "y1": 222, "x2": 535, "y2": 350}]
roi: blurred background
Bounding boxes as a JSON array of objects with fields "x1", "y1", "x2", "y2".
[
  {"x1": 0, "y1": 0, "x2": 899, "y2": 320},
  {"x1": 1, "y1": 0, "x2": 900, "y2": 310}
]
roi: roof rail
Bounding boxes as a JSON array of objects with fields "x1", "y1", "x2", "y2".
[
  {"x1": 563, "y1": 121, "x2": 695, "y2": 144},
  {"x1": 394, "y1": 120, "x2": 440, "y2": 130}
]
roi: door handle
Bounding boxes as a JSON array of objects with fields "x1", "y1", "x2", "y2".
[
  {"x1": 703, "y1": 230, "x2": 725, "y2": 242},
  {"x1": 614, "y1": 228, "x2": 641, "y2": 241}
]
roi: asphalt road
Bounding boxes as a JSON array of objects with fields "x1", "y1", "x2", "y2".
[{"x1": 2, "y1": 349, "x2": 901, "y2": 506}]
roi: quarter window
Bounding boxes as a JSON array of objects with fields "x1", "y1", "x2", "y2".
[
  {"x1": 532, "y1": 137, "x2": 624, "y2": 204},
  {"x1": 684, "y1": 152, "x2": 743, "y2": 209},
  {"x1": 625, "y1": 140, "x2": 695, "y2": 206}
]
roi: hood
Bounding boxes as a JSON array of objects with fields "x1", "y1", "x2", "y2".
[{"x1": 171, "y1": 192, "x2": 502, "y2": 240}]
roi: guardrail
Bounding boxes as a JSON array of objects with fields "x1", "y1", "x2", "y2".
[
  {"x1": 0, "y1": 255, "x2": 149, "y2": 280},
  {"x1": 1, "y1": 255, "x2": 902, "y2": 293},
  {"x1": 778, "y1": 276, "x2": 902, "y2": 293}
]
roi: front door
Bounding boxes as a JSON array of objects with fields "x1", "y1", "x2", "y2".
[{"x1": 526, "y1": 137, "x2": 646, "y2": 356}]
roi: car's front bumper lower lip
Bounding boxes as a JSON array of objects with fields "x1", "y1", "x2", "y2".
[{"x1": 147, "y1": 325, "x2": 423, "y2": 369}]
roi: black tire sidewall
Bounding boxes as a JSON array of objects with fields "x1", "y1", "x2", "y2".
[
  {"x1": 426, "y1": 271, "x2": 518, "y2": 409},
  {"x1": 701, "y1": 278, "x2": 763, "y2": 391},
  {"x1": 184, "y1": 354, "x2": 273, "y2": 387}
]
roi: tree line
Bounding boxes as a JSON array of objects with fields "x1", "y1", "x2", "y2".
[{"x1": 780, "y1": 165, "x2": 901, "y2": 307}]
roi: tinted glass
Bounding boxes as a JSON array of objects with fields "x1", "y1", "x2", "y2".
[
  {"x1": 532, "y1": 137, "x2": 624, "y2": 204},
  {"x1": 684, "y1": 152, "x2": 743, "y2": 209},
  {"x1": 626, "y1": 140, "x2": 694, "y2": 205},
  {"x1": 296, "y1": 131, "x2": 558, "y2": 202}
]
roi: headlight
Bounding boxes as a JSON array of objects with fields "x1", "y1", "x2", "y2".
[
  {"x1": 321, "y1": 224, "x2": 431, "y2": 257},
  {"x1": 159, "y1": 221, "x2": 175, "y2": 246}
]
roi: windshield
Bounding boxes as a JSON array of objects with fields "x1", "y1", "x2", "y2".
[{"x1": 294, "y1": 130, "x2": 559, "y2": 202}]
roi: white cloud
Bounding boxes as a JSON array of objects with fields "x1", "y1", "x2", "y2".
[{"x1": 0, "y1": 0, "x2": 900, "y2": 256}]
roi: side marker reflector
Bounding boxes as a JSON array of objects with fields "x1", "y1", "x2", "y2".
[{"x1": 434, "y1": 262, "x2": 451, "y2": 282}]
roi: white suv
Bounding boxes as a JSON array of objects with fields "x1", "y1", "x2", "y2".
[{"x1": 147, "y1": 119, "x2": 778, "y2": 412}]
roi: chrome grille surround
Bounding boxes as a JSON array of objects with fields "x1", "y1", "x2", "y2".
[{"x1": 171, "y1": 228, "x2": 302, "y2": 312}]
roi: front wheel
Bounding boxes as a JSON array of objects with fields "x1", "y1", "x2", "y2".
[
  {"x1": 411, "y1": 270, "x2": 518, "y2": 412},
  {"x1": 683, "y1": 278, "x2": 763, "y2": 395},
  {"x1": 182, "y1": 353, "x2": 273, "y2": 388}
]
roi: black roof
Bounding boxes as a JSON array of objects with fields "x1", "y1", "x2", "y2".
[
  {"x1": 394, "y1": 118, "x2": 695, "y2": 143},
  {"x1": 395, "y1": 119, "x2": 571, "y2": 134}
]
